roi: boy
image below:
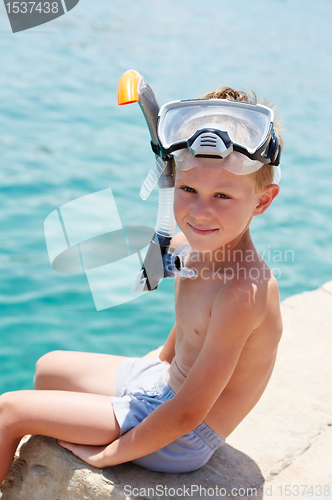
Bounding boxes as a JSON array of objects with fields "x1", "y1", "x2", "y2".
[{"x1": 0, "y1": 87, "x2": 282, "y2": 480}]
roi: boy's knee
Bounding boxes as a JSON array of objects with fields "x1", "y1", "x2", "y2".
[
  {"x1": 34, "y1": 350, "x2": 64, "y2": 390},
  {"x1": 0, "y1": 392, "x2": 20, "y2": 428}
]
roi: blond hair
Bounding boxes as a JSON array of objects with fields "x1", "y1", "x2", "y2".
[{"x1": 201, "y1": 87, "x2": 283, "y2": 192}]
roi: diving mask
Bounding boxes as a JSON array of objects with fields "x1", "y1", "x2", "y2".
[
  {"x1": 157, "y1": 99, "x2": 281, "y2": 168},
  {"x1": 141, "y1": 98, "x2": 281, "y2": 199}
]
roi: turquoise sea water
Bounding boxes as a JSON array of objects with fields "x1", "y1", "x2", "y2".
[{"x1": 1, "y1": 0, "x2": 331, "y2": 393}]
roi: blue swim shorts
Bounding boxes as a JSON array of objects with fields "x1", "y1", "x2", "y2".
[{"x1": 111, "y1": 357, "x2": 224, "y2": 473}]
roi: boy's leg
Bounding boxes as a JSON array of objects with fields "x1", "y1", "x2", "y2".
[
  {"x1": 34, "y1": 351, "x2": 127, "y2": 396},
  {"x1": 0, "y1": 389, "x2": 120, "y2": 484}
]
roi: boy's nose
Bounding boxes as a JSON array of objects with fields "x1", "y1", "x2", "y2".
[{"x1": 189, "y1": 199, "x2": 213, "y2": 220}]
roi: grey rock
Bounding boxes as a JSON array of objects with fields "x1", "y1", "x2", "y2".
[{"x1": 1, "y1": 435, "x2": 264, "y2": 500}]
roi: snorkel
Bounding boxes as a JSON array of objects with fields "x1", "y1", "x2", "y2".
[{"x1": 118, "y1": 70, "x2": 194, "y2": 291}]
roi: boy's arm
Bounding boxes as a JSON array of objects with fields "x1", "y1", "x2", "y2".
[
  {"x1": 158, "y1": 323, "x2": 176, "y2": 364},
  {"x1": 96, "y1": 283, "x2": 259, "y2": 467}
]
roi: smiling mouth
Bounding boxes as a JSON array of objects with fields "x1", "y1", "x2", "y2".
[{"x1": 188, "y1": 223, "x2": 218, "y2": 235}]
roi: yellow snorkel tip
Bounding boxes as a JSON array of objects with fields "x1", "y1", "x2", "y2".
[{"x1": 118, "y1": 70, "x2": 140, "y2": 105}]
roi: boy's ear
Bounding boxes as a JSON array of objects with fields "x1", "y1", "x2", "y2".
[{"x1": 253, "y1": 184, "x2": 280, "y2": 216}]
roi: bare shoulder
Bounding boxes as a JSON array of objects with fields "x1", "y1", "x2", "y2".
[
  {"x1": 169, "y1": 231, "x2": 189, "y2": 252},
  {"x1": 211, "y1": 262, "x2": 282, "y2": 340}
]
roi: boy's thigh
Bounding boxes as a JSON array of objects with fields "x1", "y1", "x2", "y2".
[
  {"x1": 3, "y1": 390, "x2": 120, "y2": 444},
  {"x1": 34, "y1": 350, "x2": 127, "y2": 396}
]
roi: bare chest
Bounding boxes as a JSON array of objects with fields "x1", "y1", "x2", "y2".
[{"x1": 174, "y1": 274, "x2": 223, "y2": 342}]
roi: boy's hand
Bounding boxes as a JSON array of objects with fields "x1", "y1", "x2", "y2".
[{"x1": 58, "y1": 440, "x2": 109, "y2": 469}]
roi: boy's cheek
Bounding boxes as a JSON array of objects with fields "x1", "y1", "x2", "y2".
[
  {"x1": 173, "y1": 212, "x2": 184, "y2": 233},
  {"x1": 173, "y1": 196, "x2": 184, "y2": 219},
  {"x1": 173, "y1": 207, "x2": 187, "y2": 237}
]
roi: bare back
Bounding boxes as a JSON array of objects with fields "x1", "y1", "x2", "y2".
[{"x1": 166, "y1": 234, "x2": 283, "y2": 439}]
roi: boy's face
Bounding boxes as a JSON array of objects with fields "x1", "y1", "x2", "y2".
[{"x1": 173, "y1": 165, "x2": 264, "y2": 254}]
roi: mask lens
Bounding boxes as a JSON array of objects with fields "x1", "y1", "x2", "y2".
[{"x1": 158, "y1": 100, "x2": 272, "y2": 154}]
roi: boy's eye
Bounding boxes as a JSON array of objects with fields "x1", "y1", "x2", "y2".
[
  {"x1": 180, "y1": 186, "x2": 231, "y2": 199},
  {"x1": 216, "y1": 193, "x2": 231, "y2": 199},
  {"x1": 181, "y1": 186, "x2": 196, "y2": 193}
]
